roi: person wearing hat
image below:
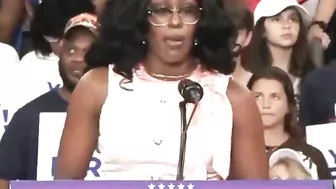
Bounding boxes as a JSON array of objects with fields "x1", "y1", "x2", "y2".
[
  {"x1": 245, "y1": 0, "x2": 309, "y2": 13},
  {"x1": 0, "y1": 13, "x2": 98, "y2": 189},
  {"x1": 269, "y1": 148, "x2": 319, "y2": 180},
  {"x1": 224, "y1": 1, "x2": 254, "y2": 87},
  {"x1": 249, "y1": 0, "x2": 315, "y2": 108}
]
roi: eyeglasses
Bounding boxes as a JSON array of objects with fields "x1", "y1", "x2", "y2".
[{"x1": 147, "y1": 5, "x2": 202, "y2": 27}]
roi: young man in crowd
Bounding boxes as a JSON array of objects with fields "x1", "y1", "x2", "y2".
[
  {"x1": 225, "y1": 1, "x2": 253, "y2": 86},
  {"x1": 0, "y1": 13, "x2": 98, "y2": 189}
]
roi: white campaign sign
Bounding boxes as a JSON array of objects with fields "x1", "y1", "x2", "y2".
[
  {"x1": 37, "y1": 112, "x2": 103, "y2": 181},
  {"x1": 0, "y1": 63, "x2": 62, "y2": 140},
  {"x1": 306, "y1": 123, "x2": 336, "y2": 184}
]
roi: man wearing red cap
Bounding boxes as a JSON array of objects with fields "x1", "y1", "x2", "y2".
[{"x1": 0, "y1": 13, "x2": 98, "y2": 189}]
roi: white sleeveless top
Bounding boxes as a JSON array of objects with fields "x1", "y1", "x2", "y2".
[{"x1": 98, "y1": 64, "x2": 234, "y2": 180}]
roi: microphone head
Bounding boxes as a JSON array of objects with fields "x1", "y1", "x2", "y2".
[{"x1": 178, "y1": 79, "x2": 204, "y2": 103}]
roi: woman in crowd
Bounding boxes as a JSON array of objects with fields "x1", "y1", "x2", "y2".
[
  {"x1": 20, "y1": 0, "x2": 64, "y2": 64},
  {"x1": 2, "y1": 0, "x2": 96, "y2": 120},
  {"x1": 21, "y1": 0, "x2": 95, "y2": 64},
  {"x1": 247, "y1": 67, "x2": 331, "y2": 179},
  {"x1": 249, "y1": 0, "x2": 315, "y2": 95},
  {"x1": 55, "y1": 0, "x2": 268, "y2": 180}
]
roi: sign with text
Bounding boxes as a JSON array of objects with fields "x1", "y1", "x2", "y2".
[
  {"x1": 0, "y1": 62, "x2": 62, "y2": 140},
  {"x1": 10, "y1": 180, "x2": 332, "y2": 189},
  {"x1": 306, "y1": 123, "x2": 336, "y2": 184},
  {"x1": 37, "y1": 113, "x2": 103, "y2": 181},
  {"x1": 0, "y1": 80, "x2": 61, "y2": 139}
]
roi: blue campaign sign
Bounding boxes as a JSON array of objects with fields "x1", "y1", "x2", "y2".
[{"x1": 10, "y1": 180, "x2": 333, "y2": 189}]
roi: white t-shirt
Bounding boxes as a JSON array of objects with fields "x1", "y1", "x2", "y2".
[
  {"x1": 0, "y1": 42, "x2": 20, "y2": 66},
  {"x1": 0, "y1": 51, "x2": 62, "y2": 138},
  {"x1": 20, "y1": 51, "x2": 59, "y2": 65}
]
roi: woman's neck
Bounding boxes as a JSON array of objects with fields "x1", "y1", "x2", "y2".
[
  {"x1": 264, "y1": 123, "x2": 290, "y2": 147},
  {"x1": 268, "y1": 44, "x2": 292, "y2": 73},
  {"x1": 144, "y1": 54, "x2": 197, "y2": 77},
  {"x1": 232, "y1": 57, "x2": 252, "y2": 86}
]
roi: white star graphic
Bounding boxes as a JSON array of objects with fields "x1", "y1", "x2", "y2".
[
  {"x1": 148, "y1": 183, "x2": 156, "y2": 189},
  {"x1": 187, "y1": 183, "x2": 194, "y2": 189},
  {"x1": 168, "y1": 183, "x2": 175, "y2": 189},
  {"x1": 158, "y1": 183, "x2": 165, "y2": 189},
  {"x1": 177, "y1": 183, "x2": 184, "y2": 189}
]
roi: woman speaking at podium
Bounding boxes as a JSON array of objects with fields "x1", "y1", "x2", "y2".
[{"x1": 55, "y1": 0, "x2": 268, "y2": 180}]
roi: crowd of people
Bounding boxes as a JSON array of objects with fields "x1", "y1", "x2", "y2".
[{"x1": 0, "y1": 0, "x2": 336, "y2": 187}]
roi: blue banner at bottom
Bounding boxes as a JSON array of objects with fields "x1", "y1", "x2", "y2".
[{"x1": 10, "y1": 180, "x2": 332, "y2": 189}]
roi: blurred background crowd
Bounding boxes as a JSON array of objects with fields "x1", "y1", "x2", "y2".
[{"x1": 0, "y1": 0, "x2": 336, "y2": 186}]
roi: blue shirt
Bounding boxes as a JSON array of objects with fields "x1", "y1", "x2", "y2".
[
  {"x1": 300, "y1": 60, "x2": 336, "y2": 127},
  {"x1": 0, "y1": 89, "x2": 67, "y2": 180}
]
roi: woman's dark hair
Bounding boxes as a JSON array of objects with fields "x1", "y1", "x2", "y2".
[
  {"x1": 85, "y1": 0, "x2": 237, "y2": 80},
  {"x1": 30, "y1": 0, "x2": 95, "y2": 56},
  {"x1": 247, "y1": 67, "x2": 301, "y2": 138},
  {"x1": 248, "y1": 7, "x2": 315, "y2": 80}
]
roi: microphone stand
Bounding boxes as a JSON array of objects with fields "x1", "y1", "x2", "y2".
[{"x1": 177, "y1": 100, "x2": 187, "y2": 180}]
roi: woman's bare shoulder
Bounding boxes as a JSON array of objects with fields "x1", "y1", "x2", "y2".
[
  {"x1": 227, "y1": 78, "x2": 254, "y2": 107},
  {"x1": 72, "y1": 67, "x2": 109, "y2": 108},
  {"x1": 80, "y1": 67, "x2": 109, "y2": 87}
]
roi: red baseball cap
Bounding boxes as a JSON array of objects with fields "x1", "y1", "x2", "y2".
[{"x1": 64, "y1": 13, "x2": 99, "y2": 36}]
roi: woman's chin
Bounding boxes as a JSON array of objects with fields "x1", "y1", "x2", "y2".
[{"x1": 263, "y1": 122, "x2": 276, "y2": 129}]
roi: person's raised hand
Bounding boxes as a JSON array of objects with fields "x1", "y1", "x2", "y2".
[{"x1": 308, "y1": 24, "x2": 331, "y2": 48}]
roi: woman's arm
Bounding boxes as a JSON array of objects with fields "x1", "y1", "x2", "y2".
[
  {"x1": 55, "y1": 68, "x2": 108, "y2": 179},
  {"x1": 0, "y1": 0, "x2": 25, "y2": 43},
  {"x1": 313, "y1": 0, "x2": 336, "y2": 24},
  {"x1": 308, "y1": 0, "x2": 336, "y2": 47},
  {"x1": 227, "y1": 79, "x2": 269, "y2": 179}
]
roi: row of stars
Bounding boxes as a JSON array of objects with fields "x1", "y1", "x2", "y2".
[{"x1": 148, "y1": 183, "x2": 194, "y2": 189}]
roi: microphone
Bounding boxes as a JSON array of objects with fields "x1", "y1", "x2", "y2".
[
  {"x1": 178, "y1": 79, "x2": 204, "y2": 104},
  {"x1": 176, "y1": 79, "x2": 203, "y2": 180}
]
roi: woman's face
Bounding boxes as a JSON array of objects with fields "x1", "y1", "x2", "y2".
[
  {"x1": 251, "y1": 79, "x2": 288, "y2": 128},
  {"x1": 264, "y1": 8, "x2": 300, "y2": 48},
  {"x1": 146, "y1": 0, "x2": 200, "y2": 64}
]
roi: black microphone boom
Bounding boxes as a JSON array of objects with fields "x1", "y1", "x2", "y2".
[
  {"x1": 176, "y1": 79, "x2": 203, "y2": 180},
  {"x1": 178, "y1": 79, "x2": 204, "y2": 104}
]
